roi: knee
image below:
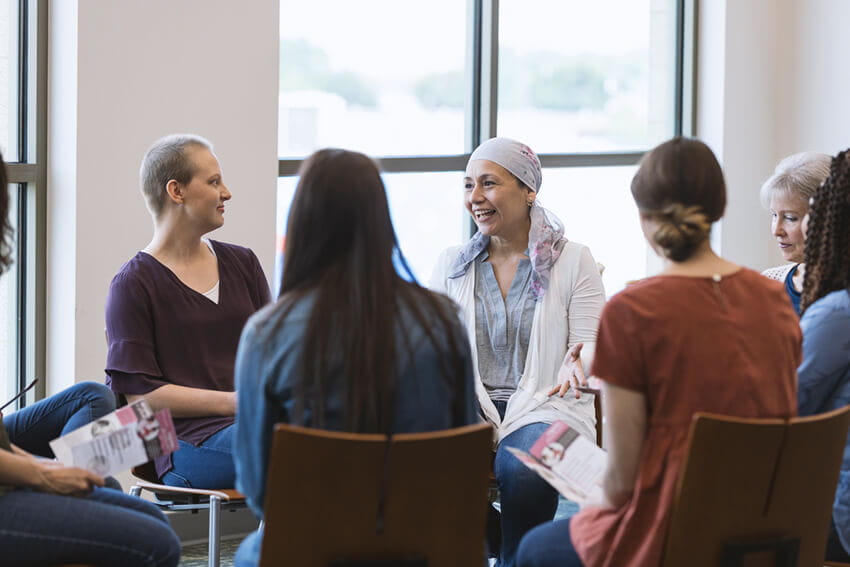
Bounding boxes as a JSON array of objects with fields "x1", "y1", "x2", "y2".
[
  {"x1": 74, "y1": 382, "x2": 117, "y2": 413},
  {"x1": 495, "y1": 447, "x2": 547, "y2": 494},
  {"x1": 516, "y1": 522, "x2": 560, "y2": 567},
  {"x1": 151, "y1": 524, "x2": 182, "y2": 567}
]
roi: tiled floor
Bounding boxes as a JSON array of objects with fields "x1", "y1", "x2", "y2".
[{"x1": 179, "y1": 537, "x2": 241, "y2": 567}]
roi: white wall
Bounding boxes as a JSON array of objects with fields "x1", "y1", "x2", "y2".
[
  {"x1": 47, "y1": 0, "x2": 279, "y2": 393},
  {"x1": 697, "y1": 0, "x2": 850, "y2": 272}
]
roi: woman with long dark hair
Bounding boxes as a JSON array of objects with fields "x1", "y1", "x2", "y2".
[
  {"x1": 517, "y1": 137, "x2": 800, "y2": 567},
  {"x1": 797, "y1": 149, "x2": 850, "y2": 562},
  {"x1": 232, "y1": 149, "x2": 478, "y2": 567}
]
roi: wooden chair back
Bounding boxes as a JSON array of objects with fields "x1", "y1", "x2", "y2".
[
  {"x1": 661, "y1": 406, "x2": 850, "y2": 567},
  {"x1": 259, "y1": 422, "x2": 493, "y2": 567}
]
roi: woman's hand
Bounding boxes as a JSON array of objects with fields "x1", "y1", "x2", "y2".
[
  {"x1": 32, "y1": 460, "x2": 105, "y2": 496},
  {"x1": 548, "y1": 343, "x2": 587, "y2": 399}
]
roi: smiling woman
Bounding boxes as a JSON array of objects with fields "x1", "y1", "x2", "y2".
[
  {"x1": 431, "y1": 137, "x2": 606, "y2": 567},
  {"x1": 760, "y1": 151, "x2": 831, "y2": 315}
]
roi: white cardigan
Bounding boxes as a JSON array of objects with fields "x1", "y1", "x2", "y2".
[{"x1": 429, "y1": 241, "x2": 606, "y2": 443}]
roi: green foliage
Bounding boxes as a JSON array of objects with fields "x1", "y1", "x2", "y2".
[
  {"x1": 530, "y1": 64, "x2": 607, "y2": 111},
  {"x1": 279, "y1": 39, "x2": 378, "y2": 108},
  {"x1": 322, "y1": 71, "x2": 378, "y2": 108},
  {"x1": 414, "y1": 71, "x2": 464, "y2": 109}
]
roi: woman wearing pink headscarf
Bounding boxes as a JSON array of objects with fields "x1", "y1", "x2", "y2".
[{"x1": 430, "y1": 137, "x2": 606, "y2": 567}]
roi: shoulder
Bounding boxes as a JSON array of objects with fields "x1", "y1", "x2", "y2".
[
  {"x1": 244, "y1": 294, "x2": 312, "y2": 343},
  {"x1": 210, "y1": 240, "x2": 258, "y2": 264},
  {"x1": 761, "y1": 263, "x2": 796, "y2": 281},
  {"x1": 435, "y1": 245, "x2": 464, "y2": 269},
  {"x1": 551, "y1": 240, "x2": 602, "y2": 281},
  {"x1": 737, "y1": 267, "x2": 792, "y2": 305},
  {"x1": 429, "y1": 245, "x2": 466, "y2": 290},
  {"x1": 108, "y1": 253, "x2": 155, "y2": 294},
  {"x1": 803, "y1": 289, "x2": 850, "y2": 324}
]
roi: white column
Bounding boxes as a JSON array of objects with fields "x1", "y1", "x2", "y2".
[{"x1": 47, "y1": 0, "x2": 279, "y2": 393}]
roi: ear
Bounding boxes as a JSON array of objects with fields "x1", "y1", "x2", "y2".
[
  {"x1": 165, "y1": 179, "x2": 185, "y2": 205},
  {"x1": 526, "y1": 188, "x2": 537, "y2": 207}
]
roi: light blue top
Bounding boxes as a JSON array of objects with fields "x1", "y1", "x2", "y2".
[
  {"x1": 232, "y1": 292, "x2": 478, "y2": 567},
  {"x1": 798, "y1": 288, "x2": 850, "y2": 553},
  {"x1": 473, "y1": 250, "x2": 536, "y2": 402}
]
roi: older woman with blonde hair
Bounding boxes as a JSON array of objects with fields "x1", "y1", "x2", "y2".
[{"x1": 760, "y1": 151, "x2": 831, "y2": 313}]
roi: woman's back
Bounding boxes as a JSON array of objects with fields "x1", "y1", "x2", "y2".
[
  {"x1": 239, "y1": 291, "x2": 477, "y2": 434},
  {"x1": 233, "y1": 288, "x2": 478, "y2": 567},
  {"x1": 570, "y1": 268, "x2": 800, "y2": 566}
]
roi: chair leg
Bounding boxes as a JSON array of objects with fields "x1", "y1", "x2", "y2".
[{"x1": 208, "y1": 494, "x2": 221, "y2": 567}]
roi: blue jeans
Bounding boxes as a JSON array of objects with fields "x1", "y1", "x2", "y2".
[
  {"x1": 517, "y1": 517, "x2": 583, "y2": 567},
  {"x1": 2, "y1": 381, "x2": 116, "y2": 458},
  {"x1": 0, "y1": 485, "x2": 180, "y2": 566},
  {"x1": 493, "y1": 400, "x2": 560, "y2": 567},
  {"x1": 827, "y1": 519, "x2": 850, "y2": 562},
  {"x1": 161, "y1": 424, "x2": 235, "y2": 488}
]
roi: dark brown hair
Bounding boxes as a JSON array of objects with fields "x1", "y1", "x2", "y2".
[
  {"x1": 801, "y1": 149, "x2": 850, "y2": 314},
  {"x1": 268, "y1": 148, "x2": 469, "y2": 433},
  {"x1": 631, "y1": 137, "x2": 726, "y2": 262},
  {"x1": 0, "y1": 152, "x2": 14, "y2": 274}
]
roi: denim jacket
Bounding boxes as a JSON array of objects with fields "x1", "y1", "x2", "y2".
[{"x1": 799, "y1": 289, "x2": 850, "y2": 552}]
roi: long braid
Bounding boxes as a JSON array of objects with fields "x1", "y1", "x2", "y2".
[{"x1": 801, "y1": 149, "x2": 850, "y2": 314}]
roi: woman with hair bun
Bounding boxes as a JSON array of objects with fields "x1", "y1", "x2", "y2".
[
  {"x1": 797, "y1": 149, "x2": 850, "y2": 562},
  {"x1": 517, "y1": 137, "x2": 801, "y2": 567}
]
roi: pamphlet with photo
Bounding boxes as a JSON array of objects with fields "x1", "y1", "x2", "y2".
[
  {"x1": 50, "y1": 399, "x2": 177, "y2": 477},
  {"x1": 507, "y1": 420, "x2": 607, "y2": 503}
]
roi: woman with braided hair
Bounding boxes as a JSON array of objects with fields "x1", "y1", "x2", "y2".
[
  {"x1": 797, "y1": 148, "x2": 850, "y2": 562},
  {"x1": 517, "y1": 137, "x2": 800, "y2": 567}
]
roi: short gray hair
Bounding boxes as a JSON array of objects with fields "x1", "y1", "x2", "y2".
[
  {"x1": 139, "y1": 134, "x2": 213, "y2": 216},
  {"x1": 760, "y1": 152, "x2": 831, "y2": 209}
]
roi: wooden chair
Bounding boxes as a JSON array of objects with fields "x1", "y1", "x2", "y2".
[
  {"x1": 128, "y1": 460, "x2": 247, "y2": 567},
  {"x1": 661, "y1": 406, "x2": 850, "y2": 567},
  {"x1": 258, "y1": 422, "x2": 493, "y2": 567}
]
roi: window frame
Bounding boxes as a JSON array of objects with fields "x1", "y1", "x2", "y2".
[
  {"x1": 276, "y1": 0, "x2": 696, "y2": 238},
  {"x1": 4, "y1": 0, "x2": 47, "y2": 407}
]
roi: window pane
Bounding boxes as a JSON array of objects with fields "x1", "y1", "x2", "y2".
[
  {"x1": 0, "y1": 0, "x2": 19, "y2": 160},
  {"x1": 382, "y1": 171, "x2": 467, "y2": 282},
  {"x1": 278, "y1": 1, "x2": 467, "y2": 158},
  {"x1": 498, "y1": 0, "x2": 677, "y2": 153},
  {"x1": 0, "y1": 183, "x2": 18, "y2": 408},
  {"x1": 538, "y1": 166, "x2": 645, "y2": 295},
  {"x1": 275, "y1": 172, "x2": 466, "y2": 291}
]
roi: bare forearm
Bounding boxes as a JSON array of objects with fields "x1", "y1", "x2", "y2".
[
  {"x1": 0, "y1": 448, "x2": 39, "y2": 486},
  {"x1": 127, "y1": 384, "x2": 236, "y2": 418}
]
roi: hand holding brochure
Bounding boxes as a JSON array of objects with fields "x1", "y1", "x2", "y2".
[
  {"x1": 507, "y1": 420, "x2": 607, "y2": 503},
  {"x1": 50, "y1": 399, "x2": 178, "y2": 477}
]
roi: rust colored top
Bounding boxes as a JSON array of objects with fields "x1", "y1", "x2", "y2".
[{"x1": 570, "y1": 268, "x2": 800, "y2": 567}]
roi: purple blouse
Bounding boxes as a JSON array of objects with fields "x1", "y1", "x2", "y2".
[{"x1": 105, "y1": 240, "x2": 271, "y2": 477}]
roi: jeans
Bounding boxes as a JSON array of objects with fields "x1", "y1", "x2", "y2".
[
  {"x1": 827, "y1": 518, "x2": 850, "y2": 562},
  {"x1": 492, "y1": 401, "x2": 560, "y2": 567},
  {"x1": 161, "y1": 424, "x2": 235, "y2": 488},
  {"x1": 517, "y1": 517, "x2": 583, "y2": 567},
  {"x1": 2, "y1": 381, "x2": 116, "y2": 458},
  {"x1": 0, "y1": 486, "x2": 180, "y2": 567}
]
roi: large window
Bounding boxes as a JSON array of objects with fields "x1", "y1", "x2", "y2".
[
  {"x1": 1, "y1": 0, "x2": 46, "y2": 410},
  {"x1": 278, "y1": 0, "x2": 694, "y2": 293}
]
